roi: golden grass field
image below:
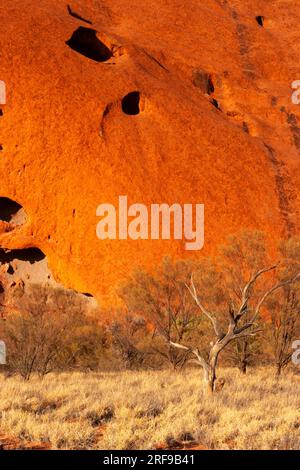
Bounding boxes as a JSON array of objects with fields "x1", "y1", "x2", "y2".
[{"x1": 0, "y1": 368, "x2": 299, "y2": 450}]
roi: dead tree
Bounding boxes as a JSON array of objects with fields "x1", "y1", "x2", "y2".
[{"x1": 171, "y1": 267, "x2": 300, "y2": 392}]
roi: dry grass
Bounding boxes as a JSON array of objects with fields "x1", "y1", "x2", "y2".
[{"x1": 0, "y1": 368, "x2": 299, "y2": 450}]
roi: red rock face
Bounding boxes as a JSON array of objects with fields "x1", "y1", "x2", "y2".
[{"x1": 0, "y1": 0, "x2": 299, "y2": 304}]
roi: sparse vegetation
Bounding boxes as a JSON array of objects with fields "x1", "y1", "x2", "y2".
[
  {"x1": 0, "y1": 368, "x2": 299, "y2": 450},
  {"x1": 121, "y1": 232, "x2": 300, "y2": 391},
  {"x1": 0, "y1": 231, "x2": 300, "y2": 449}
]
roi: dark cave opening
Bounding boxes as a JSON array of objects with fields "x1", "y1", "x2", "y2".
[
  {"x1": 0, "y1": 248, "x2": 46, "y2": 265},
  {"x1": 210, "y1": 98, "x2": 221, "y2": 111},
  {"x1": 0, "y1": 249, "x2": 98, "y2": 308},
  {"x1": 121, "y1": 92, "x2": 141, "y2": 115},
  {"x1": 0, "y1": 197, "x2": 26, "y2": 225},
  {"x1": 66, "y1": 27, "x2": 113, "y2": 62},
  {"x1": 207, "y1": 76, "x2": 215, "y2": 95},
  {"x1": 256, "y1": 16, "x2": 264, "y2": 27},
  {"x1": 192, "y1": 70, "x2": 215, "y2": 95}
]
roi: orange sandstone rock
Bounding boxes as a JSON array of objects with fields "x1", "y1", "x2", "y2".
[{"x1": 0, "y1": 0, "x2": 300, "y2": 305}]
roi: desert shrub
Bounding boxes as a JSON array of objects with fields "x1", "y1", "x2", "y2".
[
  {"x1": 2, "y1": 284, "x2": 108, "y2": 379},
  {"x1": 120, "y1": 232, "x2": 300, "y2": 391},
  {"x1": 119, "y1": 258, "x2": 201, "y2": 370},
  {"x1": 264, "y1": 237, "x2": 300, "y2": 376},
  {"x1": 108, "y1": 314, "x2": 156, "y2": 370}
]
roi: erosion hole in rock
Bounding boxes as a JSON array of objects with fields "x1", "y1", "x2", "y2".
[
  {"x1": 207, "y1": 76, "x2": 215, "y2": 95},
  {"x1": 192, "y1": 70, "x2": 214, "y2": 95},
  {"x1": 0, "y1": 197, "x2": 27, "y2": 225},
  {"x1": 0, "y1": 109, "x2": 3, "y2": 117},
  {"x1": 256, "y1": 16, "x2": 264, "y2": 27},
  {"x1": 66, "y1": 27, "x2": 113, "y2": 62},
  {"x1": 210, "y1": 98, "x2": 221, "y2": 111},
  {"x1": 0, "y1": 248, "x2": 99, "y2": 314},
  {"x1": 0, "y1": 247, "x2": 53, "y2": 286},
  {"x1": 121, "y1": 92, "x2": 141, "y2": 115},
  {"x1": 243, "y1": 122, "x2": 249, "y2": 133},
  {"x1": 0, "y1": 248, "x2": 45, "y2": 265}
]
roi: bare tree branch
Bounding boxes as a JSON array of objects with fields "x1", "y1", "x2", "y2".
[
  {"x1": 236, "y1": 265, "x2": 277, "y2": 319},
  {"x1": 250, "y1": 273, "x2": 300, "y2": 324},
  {"x1": 170, "y1": 341, "x2": 208, "y2": 369},
  {"x1": 186, "y1": 275, "x2": 225, "y2": 340}
]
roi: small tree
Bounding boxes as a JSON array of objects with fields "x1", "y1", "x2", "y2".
[
  {"x1": 120, "y1": 258, "x2": 200, "y2": 370},
  {"x1": 224, "y1": 335, "x2": 262, "y2": 374},
  {"x1": 219, "y1": 230, "x2": 270, "y2": 373},
  {"x1": 3, "y1": 284, "x2": 98, "y2": 379},
  {"x1": 267, "y1": 288, "x2": 300, "y2": 376},
  {"x1": 0, "y1": 263, "x2": 10, "y2": 318},
  {"x1": 171, "y1": 266, "x2": 299, "y2": 392},
  {"x1": 265, "y1": 237, "x2": 300, "y2": 376},
  {"x1": 108, "y1": 314, "x2": 152, "y2": 370}
]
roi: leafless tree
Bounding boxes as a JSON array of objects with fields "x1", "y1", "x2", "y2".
[
  {"x1": 219, "y1": 230, "x2": 269, "y2": 374},
  {"x1": 171, "y1": 267, "x2": 300, "y2": 392}
]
